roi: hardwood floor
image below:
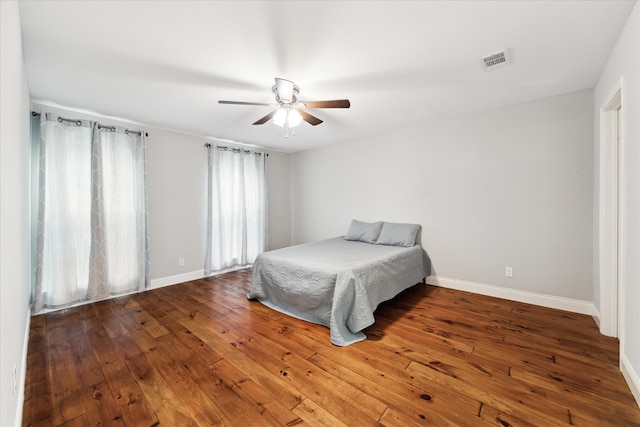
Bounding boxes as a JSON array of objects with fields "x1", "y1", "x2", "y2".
[{"x1": 22, "y1": 269, "x2": 640, "y2": 426}]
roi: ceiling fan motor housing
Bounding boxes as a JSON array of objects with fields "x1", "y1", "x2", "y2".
[{"x1": 273, "y1": 78, "x2": 299, "y2": 104}]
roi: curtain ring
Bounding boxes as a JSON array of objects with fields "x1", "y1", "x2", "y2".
[
  {"x1": 56, "y1": 116, "x2": 82, "y2": 126},
  {"x1": 97, "y1": 124, "x2": 116, "y2": 132}
]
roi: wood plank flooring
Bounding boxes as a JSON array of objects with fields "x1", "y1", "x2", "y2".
[{"x1": 22, "y1": 269, "x2": 640, "y2": 426}]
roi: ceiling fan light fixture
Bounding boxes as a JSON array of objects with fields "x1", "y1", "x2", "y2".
[
  {"x1": 287, "y1": 109, "x2": 303, "y2": 127},
  {"x1": 272, "y1": 109, "x2": 286, "y2": 127},
  {"x1": 272, "y1": 107, "x2": 302, "y2": 128}
]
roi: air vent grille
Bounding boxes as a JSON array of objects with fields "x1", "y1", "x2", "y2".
[{"x1": 482, "y1": 49, "x2": 511, "y2": 71}]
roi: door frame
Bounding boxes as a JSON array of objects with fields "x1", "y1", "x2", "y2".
[{"x1": 598, "y1": 79, "x2": 623, "y2": 339}]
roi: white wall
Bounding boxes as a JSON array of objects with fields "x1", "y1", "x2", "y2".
[
  {"x1": 267, "y1": 151, "x2": 292, "y2": 250},
  {"x1": 594, "y1": 1, "x2": 640, "y2": 404},
  {"x1": 144, "y1": 129, "x2": 292, "y2": 283},
  {"x1": 144, "y1": 132, "x2": 292, "y2": 282},
  {"x1": 1, "y1": 1, "x2": 32, "y2": 425},
  {"x1": 292, "y1": 90, "x2": 594, "y2": 304},
  {"x1": 145, "y1": 129, "x2": 208, "y2": 281}
]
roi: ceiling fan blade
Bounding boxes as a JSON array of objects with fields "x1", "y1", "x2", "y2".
[
  {"x1": 253, "y1": 111, "x2": 276, "y2": 125},
  {"x1": 299, "y1": 110, "x2": 323, "y2": 126},
  {"x1": 219, "y1": 100, "x2": 271, "y2": 106},
  {"x1": 302, "y1": 99, "x2": 351, "y2": 109}
]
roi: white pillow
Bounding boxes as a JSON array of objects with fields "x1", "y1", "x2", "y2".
[
  {"x1": 375, "y1": 222, "x2": 421, "y2": 247},
  {"x1": 344, "y1": 220, "x2": 383, "y2": 244}
]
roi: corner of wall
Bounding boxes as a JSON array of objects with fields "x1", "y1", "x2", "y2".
[
  {"x1": 14, "y1": 311, "x2": 31, "y2": 427},
  {"x1": 0, "y1": 1, "x2": 33, "y2": 426},
  {"x1": 621, "y1": 354, "x2": 640, "y2": 408},
  {"x1": 591, "y1": 304, "x2": 601, "y2": 329}
]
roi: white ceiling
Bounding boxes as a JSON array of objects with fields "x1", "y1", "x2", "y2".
[{"x1": 19, "y1": 0, "x2": 635, "y2": 153}]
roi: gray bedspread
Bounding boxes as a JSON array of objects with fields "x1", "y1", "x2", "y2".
[{"x1": 247, "y1": 237, "x2": 431, "y2": 346}]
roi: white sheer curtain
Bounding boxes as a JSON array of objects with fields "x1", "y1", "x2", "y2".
[
  {"x1": 34, "y1": 115, "x2": 92, "y2": 310},
  {"x1": 88, "y1": 125, "x2": 149, "y2": 299},
  {"x1": 33, "y1": 114, "x2": 149, "y2": 313},
  {"x1": 205, "y1": 146, "x2": 267, "y2": 275}
]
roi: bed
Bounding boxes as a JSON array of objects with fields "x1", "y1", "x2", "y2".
[{"x1": 247, "y1": 220, "x2": 431, "y2": 346}]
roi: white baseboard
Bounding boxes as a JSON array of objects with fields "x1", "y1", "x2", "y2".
[
  {"x1": 150, "y1": 269, "x2": 206, "y2": 289},
  {"x1": 149, "y1": 266, "x2": 253, "y2": 290},
  {"x1": 621, "y1": 353, "x2": 640, "y2": 408},
  {"x1": 425, "y1": 275, "x2": 596, "y2": 316},
  {"x1": 14, "y1": 309, "x2": 31, "y2": 427}
]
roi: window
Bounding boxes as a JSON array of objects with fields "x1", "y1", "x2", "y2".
[{"x1": 205, "y1": 146, "x2": 267, "y2": 274}]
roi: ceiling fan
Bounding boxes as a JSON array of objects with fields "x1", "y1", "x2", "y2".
[{"x1": 219, "y1": 78, "x2": 350, "y2": 137}]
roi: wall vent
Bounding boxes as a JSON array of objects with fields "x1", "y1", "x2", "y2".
[{"x1": 482, "y1": 49, "x2": 511, "y2": 71}]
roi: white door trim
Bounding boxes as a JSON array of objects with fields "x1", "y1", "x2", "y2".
[{"x1": 598, "y1": 79, "x2": 623, "y2": 338}]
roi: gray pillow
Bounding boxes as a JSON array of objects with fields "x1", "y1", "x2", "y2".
[
  {"x1": 344, "y1": 220, "x2": 383, "y2": 244},
  {"x1": 375, "y1": 222, "x2": 421, "y2": 247}
]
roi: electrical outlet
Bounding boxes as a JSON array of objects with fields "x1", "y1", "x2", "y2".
[
  {"x1": 505, "y1": 267, "x2": 513, "y2": 278},
  {"x1": 178, "y1": 258, "x2": 185, "y2": 267},
  {"x1": 12, "y1": 365, "x2": 17, "y2": 395}
]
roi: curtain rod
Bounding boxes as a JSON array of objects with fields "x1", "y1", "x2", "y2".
[
  {"x1": 204, "y1": 143, "x2": 267, "y2": 156},
  {"x1": 31, "y1": 111, "x2": 148, "y2": 137}
]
